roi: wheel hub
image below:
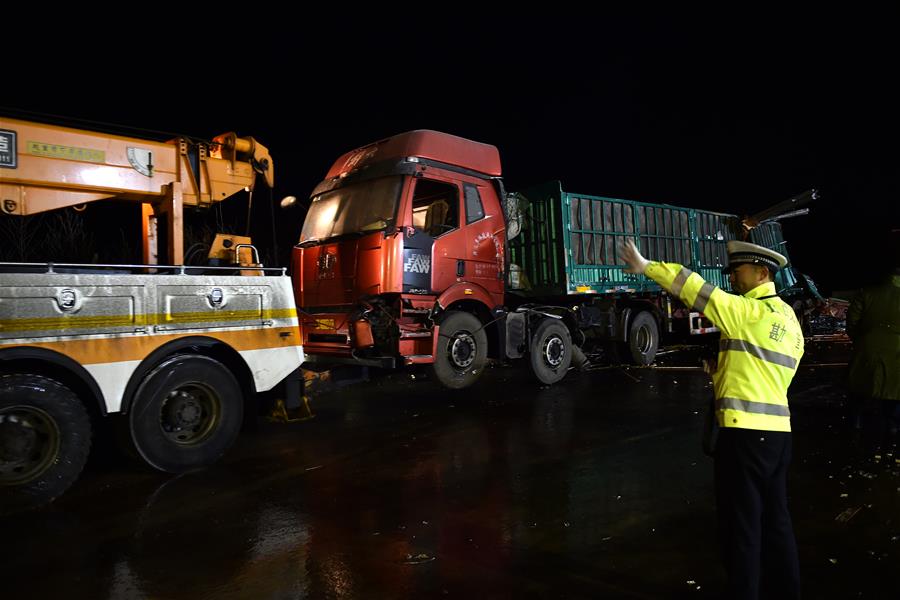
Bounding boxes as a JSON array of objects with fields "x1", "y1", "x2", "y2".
[
  {"x1": 449, "y1": 333, "x2": 476, "y2": 369},
  {"x1": 159, "y1": 384, "x2": 219, "y2": 445},
  {"x1": 0, "y1": 416, "x2": 37, "y2": 464},
  {"x1": 636, "y1": 325, "x2": 651, "y2": 353},
  {"x1": 0, "y1": 406, "x2": 60, "y2": 484},
  {"x1": 164, "y1": 391, "x2": 203, "y2": 429},
  {"x1": 543, "y1": 336, "x2": 566, "y2": 368}
]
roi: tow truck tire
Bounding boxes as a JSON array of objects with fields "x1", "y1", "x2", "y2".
[
  {"x1": 129, "y1": 355, "x2": 243, "y2": 473},
  {"x1": 627, "y1": 311, "x2": 659, "y2": 365},
  {"x1": 528, "y1": 319, "x2": 573, "y2": 385},
  {"x1": 0, "y1": 374, "x2": 92, "y2": 514},
  {"x1": 432, "y1": 311, "x2": 488, "y2": 389}
]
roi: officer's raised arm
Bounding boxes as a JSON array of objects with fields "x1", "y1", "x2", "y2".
[{"x1": 618, "y1": 239, "x2": 787, "y2": 336}]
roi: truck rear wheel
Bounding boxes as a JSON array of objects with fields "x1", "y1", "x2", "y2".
[
  {"x1": 129, "y1": 355, "x2": 243, "y2": 473},
  {"x1": 0, "y1": 374, "x2": 92, "y2": 513},
  {"x1": 627, "y1": 311, "x2": 659, "y2": 365},
  {"x1": 432, "y1": 311, "x2": 487, "y2": 389},
  {"x1": 528, "y1": 319, "x2": 573, "y2": 385}
]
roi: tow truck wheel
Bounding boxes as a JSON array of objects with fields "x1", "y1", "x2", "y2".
[
  {"x1": 0, "y1": 374, "x2": 92, "y2": 514},
  {"x1": 528, "y1": 319, "x2": 573, "y2": 385},
  {"x1": 432, "y1": 311, "x2": 488, "y2": 389},
  {"x1": 627, "y1": 311, "x2": 659, "y2": 365},
  {"x1": 129, "y1": 355, "x2": 243, "y2": 473}
]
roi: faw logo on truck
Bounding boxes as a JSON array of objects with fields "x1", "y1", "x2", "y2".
[
  {"x1": 404, "y1": 253, "x2": 431, "y2": 274},
  {"x1": 402, "y1": 248, "x2": 432, "y2": 294}
]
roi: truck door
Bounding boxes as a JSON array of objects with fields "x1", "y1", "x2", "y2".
[
  {"x1": 462, "y1": 182, "x2": 505, "y2": 302},
  {"x1": 405, "y1": 176, "x2": 464, "y2": 295}
]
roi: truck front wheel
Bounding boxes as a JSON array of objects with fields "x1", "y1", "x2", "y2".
[
  {"x1": 528, "y1": 319, "x2": 573, "y2": 385},
  {"x1": 0, "y1": 374, "x2": 92, "y2": 514},
  {"x1": 432, "y1": 311, "x2": 487, "y2": 389},
  {"x1": 129, "y1": 355, "x2": 243, "y2": 473}
]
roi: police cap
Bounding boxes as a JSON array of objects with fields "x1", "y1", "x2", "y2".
[{"x1": 722, "y1": 241, "x2": 788, "y2": 274}]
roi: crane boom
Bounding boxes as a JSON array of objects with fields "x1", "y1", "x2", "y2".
[
  {"x1": 0, "y1": 117, "x2": 273, "y2": 264},
  {"x1": 741, "y1": 188, "x2": 818, "y2": 230}
]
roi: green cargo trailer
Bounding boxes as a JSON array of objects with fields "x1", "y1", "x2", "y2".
[
  {"x1": 506, "y1": 181, "x2": 809, "y2": 364},
  {"x1": 508, "y1": 180, "x2": 798, "y2": 296}
]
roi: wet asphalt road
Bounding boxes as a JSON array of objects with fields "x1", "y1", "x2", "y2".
[{"x1": 2, "y1": 339, "x2": 898, "y2": 599}]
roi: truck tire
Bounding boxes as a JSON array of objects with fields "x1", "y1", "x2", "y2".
[
  {"x1": 432, "y1": 311, "x2": 488, "y2": 389},
  {"x1": 528, "y1": 318, "x2": 573, "y2": 385},
  {"x1": 626, "y1": 311, "x2": 659, "y2": 365},
  {"x1": 129, "y1": 355, "x2": 243, "y2": 473},
  {"x1": 0, "y1": 374, "x2": 92, "y2": 514}
]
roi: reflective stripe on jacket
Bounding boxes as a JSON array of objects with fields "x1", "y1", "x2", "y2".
[{"x1": 645, "y1": 262, "x2": 804, "y2": 432}]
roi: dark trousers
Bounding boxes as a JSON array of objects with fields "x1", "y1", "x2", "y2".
[
  {"x1": 847, "y1": 393, "x2": 866, "y2": 429},
  {"x1": 849, "y1": 394, "x2": 900, "y2": 438},
  {"x1": 883, "y1": 399, "x2": 900, "y2": 435},
  {"x1": 714, "y1": 428, "x2": 800, "y2": 600}
]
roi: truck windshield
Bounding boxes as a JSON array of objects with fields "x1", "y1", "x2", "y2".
[{"x1": 300, "y1": 176, "x2": 403, "y2": 244}]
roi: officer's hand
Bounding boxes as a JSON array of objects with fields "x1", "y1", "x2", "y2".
[{"x1": 620, "y1": 239, "x2": 650, "y2": 274}]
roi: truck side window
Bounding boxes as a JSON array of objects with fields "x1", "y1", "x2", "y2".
[
  {"x1": 464, "y1": 183, "x2": 485, "y2": 224},
  {"x1": 411, "y1": 179, "x2": 459, "y2": 237}
]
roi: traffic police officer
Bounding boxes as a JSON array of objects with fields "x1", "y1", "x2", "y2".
[{"x1": 620, "y1": 238, "x2": 803, "y2": 600}]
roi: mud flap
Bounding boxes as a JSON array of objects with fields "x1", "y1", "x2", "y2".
[{"x1": 505, "y1": 311, "x2": 525, "y2": 358}]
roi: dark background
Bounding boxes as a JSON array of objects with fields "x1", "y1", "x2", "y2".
[{"x1": 3, "y1": 14, "x2": 897, "y2": 293}]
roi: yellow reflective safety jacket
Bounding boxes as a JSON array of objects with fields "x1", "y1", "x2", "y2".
[{"x1": 645, "y1": 262, "x2": 804, "y2": 432}]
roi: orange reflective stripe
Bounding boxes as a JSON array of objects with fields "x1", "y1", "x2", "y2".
[
  {"x1": 3, "y1": 326, "x2": 300, "y2": 365},
  {"x1": 0, "y1": 308, "x2": 297, "y2": 334}
]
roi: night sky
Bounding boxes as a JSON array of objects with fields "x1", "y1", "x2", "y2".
[{"x1": 4, "y1": 14, "x2": 897, "y2": 293}]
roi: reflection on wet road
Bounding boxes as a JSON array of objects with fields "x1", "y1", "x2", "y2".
[{"x1": 1, "y1": 340, "x2": 897, "y2": 598}]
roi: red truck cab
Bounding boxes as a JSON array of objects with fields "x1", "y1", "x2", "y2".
[{"x1": 293, "y1": 130, "x2": 521, "y2": 387}]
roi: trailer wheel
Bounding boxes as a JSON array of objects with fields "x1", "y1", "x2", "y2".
[
  {"x1": 129, "y1": 355, "x2": 243, "y2": 473},
  {"x1": 627, "y1": 311, "x2": 659, "y2": 365},
  {"x1": 528, "y1": 319, "x2": 573, "y2": 385},
  {"x1": 0, "y1": 374, "x2": 92, "y2": 513},
  {"x1": 433, "y1": 311, "x2": 488, "y2": 389}
]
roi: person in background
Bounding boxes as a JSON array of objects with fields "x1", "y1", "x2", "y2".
[
  {"x1": 846, "y1": 243, "x2": 900, "y2": 443},
  {"x1": 620, "y1": 238, "x2": 803, "y2": 600}
]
